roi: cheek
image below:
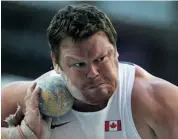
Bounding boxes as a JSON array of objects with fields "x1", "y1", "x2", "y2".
[
  {"x1": 62, "y1": 63, "x2": 86, "y2": 89},
  {"x1": 68, "y1": 69, "x2": 86, "y2": 89},
  {"x1": 100, "y1": 59, "x2": 118, "y2": 83}
]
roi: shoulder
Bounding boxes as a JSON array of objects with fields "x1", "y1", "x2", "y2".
[
  {"x1": 1, "y1": 70, "x2": 55, "y2": 105},
  {"x1": 1, "y1": 70, "x2": 55, "y2": 108},
  {"x1": 132, "y1": 64, "x2": 178, "y2": 117},
  {"x1": 35, "y1": 70, "x2": 55, "y2": 81},
  {"x1": 1, "y1": 81, "x2": 32, "y2": 126},
  {"x1": 132, "y1": 64, "x2": 178, "y2": 138},
  {"x1": 1, "y1": 70, "x2": 55, "y2": 103},
  {"x1": 131, "y1": 65, "x2": 154, "y2": 127},
  {"x1": 1, "y1": 81, "x2": 32, "y2": 103}
]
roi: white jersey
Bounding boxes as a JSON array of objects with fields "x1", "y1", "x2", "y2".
[{"x1": 49, "y1": 62, "x2": 141, "y2": 139}]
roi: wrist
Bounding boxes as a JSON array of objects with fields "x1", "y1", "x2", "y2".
[
  {"x1": 17, "y1": 125, "x2": 26, "y2": 139},
  {"x1": 20, "y1": 120, "x2": 38, "y2": 139},
  {"x1": 7, "y1": 120, "x2": 38, "y2": 139}
]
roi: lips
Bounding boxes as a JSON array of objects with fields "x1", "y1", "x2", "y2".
[{"x1": 88, "y1": 83, "x2": 105, "y2": 89}]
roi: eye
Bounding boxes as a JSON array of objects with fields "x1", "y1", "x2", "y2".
[
  {"x1": 94, "y1": 56, "x2": 105, "y2": 63},
  {"x1": 72, "y1": 62, "x2": 87, "y2": 68}
]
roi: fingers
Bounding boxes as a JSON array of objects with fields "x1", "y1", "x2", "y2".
[
  {"x1": 25, "y1": 82, "x2": 41, "y2": 110},
  {"x1": 23, "y1": 82, "x2": 43, "y2": 138},
  {"x1": 30, "y1": 86, "x2": 41, "y2": 108},
  {"x1": 25, "y1": 82, "x2": 37, "y2": 103}
]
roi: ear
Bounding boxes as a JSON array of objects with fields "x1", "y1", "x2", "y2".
[
  {"x1": 51, "y1": 51, "x2": 56, "y2": 69},
  {"x1": 114, "y1": 49, "x2": 119, "y2": 59},
  {"x1": 56, "y1": 64, "x2": 63, "y2": 74},
  {"x1": 116, "y1": 51, "x2": 119, "y2": 58},
  {"x1": 50, "y1": 51, "x2": 60, "y2": 74}
]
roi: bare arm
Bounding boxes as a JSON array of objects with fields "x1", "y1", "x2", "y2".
[
  {"x1": 1, "y1": 78, "x2": 53, "y2": 139},
  {"x1": 149, "y1": 78, "x2": 178, "y2": 139},
  {"x1": 1, "y1": 81, "x2": 32, "y2": 139},
  {"x1": 1, "y1": 81, "x2": 32, "y2": 127},
  {"x1": 1, "y1": 70, "x2": 54, "y2": 127},
  {"x1": 133, "y1": 65, "x2": 178, "y2": 139},
  {"x1": 1, "y1": 104, "x2": 24, "y2": 139}
]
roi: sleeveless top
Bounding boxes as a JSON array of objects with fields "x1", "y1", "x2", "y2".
[{"x1": 49, "y1": 62, "x2": 141, "y2": 139}]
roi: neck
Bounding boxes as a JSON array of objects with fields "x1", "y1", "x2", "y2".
[{"x1": 72, "y1": 99, "x2": 108, "y2": 112}]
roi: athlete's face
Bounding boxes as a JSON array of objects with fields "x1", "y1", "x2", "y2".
[{"x1": 52, "y1": 32, "x2": 119, "y2": 105}]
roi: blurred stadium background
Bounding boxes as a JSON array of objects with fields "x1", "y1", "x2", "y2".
[{"x1": 1, "y1": 1, "x2": 178, "y2": 88}]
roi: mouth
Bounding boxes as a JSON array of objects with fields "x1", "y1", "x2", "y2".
[{"x1": 89, "y1": 83, "x2": 105, "y2": 89}]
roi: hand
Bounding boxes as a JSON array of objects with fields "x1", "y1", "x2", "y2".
[{"x1": 24, "y1": 82, "x2": 52, "y2": 139}]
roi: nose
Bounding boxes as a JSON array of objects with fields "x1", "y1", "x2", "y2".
[{"x1": 87, "y1": 64, "x2": 99, "y2": 80}]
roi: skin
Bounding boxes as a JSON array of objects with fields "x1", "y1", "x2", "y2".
[
  {"x1": 52, "y1": 32, "x2": 119, "y2": 110},
  {"x1": 1, "y1": 31, "x2": 178, "y2": 139},
  {"x1": 1, "y1": 82, "x2": 52, "y2": 139}
]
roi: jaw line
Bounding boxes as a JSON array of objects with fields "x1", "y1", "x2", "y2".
[{"x1": 59, "y1": 71, "x2": 87, "y2": 102}]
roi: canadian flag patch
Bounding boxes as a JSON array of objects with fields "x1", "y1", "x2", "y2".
[{"x1": 105, "y1": 120, "x2": 122, "y2": 132}]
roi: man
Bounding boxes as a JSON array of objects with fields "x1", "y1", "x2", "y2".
[{"x1": 1, "y1": 4, "x2": 178, "y2": 139}]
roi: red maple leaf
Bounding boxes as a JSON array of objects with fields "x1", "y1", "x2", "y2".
[{"x1": 110, "y1": 122, "x2": 116, "y2": 128}]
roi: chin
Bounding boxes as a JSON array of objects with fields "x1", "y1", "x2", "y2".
[{"x1": 84, "y1": 90, "x2": 113, "y2": 105}]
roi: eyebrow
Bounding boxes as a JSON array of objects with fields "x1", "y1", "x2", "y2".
[
  {"x1": 64, "y1": 56, "x2": 84, "y2": 62},
  {"x1": 64, "y1": 47, "x2": 114, "y2": 62}
]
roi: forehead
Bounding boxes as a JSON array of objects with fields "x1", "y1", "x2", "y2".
[{"x1": 60, "y1": 32, "x2": 114, "y2": 59}]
